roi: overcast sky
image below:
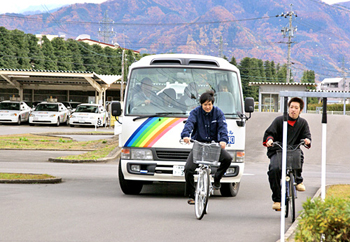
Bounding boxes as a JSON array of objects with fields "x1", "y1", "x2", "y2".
[
  {"x1": 0, "y1": 0, "x2": 349, "y2": 14},
  {"x1": 0, "y1": 0, "x2": 106, "y2": 14}
]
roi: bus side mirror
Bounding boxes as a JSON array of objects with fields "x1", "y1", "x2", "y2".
[
  {"x1": 111, "y1": 101, "x2": 122, "y2": 117},
  {"x1": 245, "y1": 97, "x2": 254, "y2": 113}
]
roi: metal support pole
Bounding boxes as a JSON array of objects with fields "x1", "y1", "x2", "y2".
[
  {"x1": 321, "y1": 98, "x2": 327, "y2": 200},
  {"x1": 280, "y1": 96, "x2": 288, "y2": 242}
]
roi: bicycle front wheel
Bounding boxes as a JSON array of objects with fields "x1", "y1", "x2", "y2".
[
  {"x1": 285, "y1": 180, "x2": 289, "y2": 218},
  {"x1": 195, "y1": 168, "x2": 210, "y2": 220},
  {"x1": 289, "y1": 173, "x2": 296, "y2": 222}
]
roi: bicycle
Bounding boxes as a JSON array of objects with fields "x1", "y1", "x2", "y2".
[
  {"x1": 272, "y1": 140, "x2": 306, "y2": 222},
  {"x1": 182, "y1": 139, "x2": 221, "y2": 220}
]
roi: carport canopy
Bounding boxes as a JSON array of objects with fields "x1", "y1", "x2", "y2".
[{"x1": 0, "y1": 68, "x2": 122, "y2": 104}]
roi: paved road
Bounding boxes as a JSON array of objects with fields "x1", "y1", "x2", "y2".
[{"x1": 0, "y1": 113, "x2": 349, "y2": 242}]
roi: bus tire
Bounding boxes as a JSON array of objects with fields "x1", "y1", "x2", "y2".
[
  {"x1": 118, "y1": 159, "x2": 143, "y2": 195},
  {"x1": 220, "y1": 182, "x2": 240, "y2": 197}
]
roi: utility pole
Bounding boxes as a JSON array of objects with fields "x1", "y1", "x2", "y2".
[
  {"x1": 219, "y1": 36, "x2": 223, "y2": 58},
  {"x1": 277, "y1": 4, "x2": 297, "y2": 83},
  {"x1": 120, "y1": 49, "x2": 125, "y2": 102},
  {"x1": 98, "y1": 10, "x2": 116, "y2": 44}
]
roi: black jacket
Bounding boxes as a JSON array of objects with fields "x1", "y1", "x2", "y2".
[{"x1": 263, "y1": 115, "x2": 311, "y2": 158}]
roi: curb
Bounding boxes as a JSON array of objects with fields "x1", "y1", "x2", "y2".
[
  {"x1": 48, "y1": 147, "x2": 121, "y2": 163},
  {"x1": 0, "y1": 176, "x2": 62, "y2": 184}
]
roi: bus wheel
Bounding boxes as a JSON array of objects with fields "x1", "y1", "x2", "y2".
[
  {"x1": 220, "y1": 182, "x2": 240, "y2": 197},
  {"x1": 118, "y1": 159, "x2": 143, "y2": 195}
]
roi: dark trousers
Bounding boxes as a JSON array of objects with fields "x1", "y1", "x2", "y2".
[
  {"x1": 184, "y1": 148, "x2": 232, "y2": 198},
  {"x1": 267, "y1": 153, "x2": 304, "y2": 202}
]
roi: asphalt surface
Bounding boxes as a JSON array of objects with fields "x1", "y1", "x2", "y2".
[{"x1": 0, "y1": 113, "x2": 349, "y2": 242}]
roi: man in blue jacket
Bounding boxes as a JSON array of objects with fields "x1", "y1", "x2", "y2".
[{"x1": 181, "y1": 90, "x2": 232, "y2": 204}]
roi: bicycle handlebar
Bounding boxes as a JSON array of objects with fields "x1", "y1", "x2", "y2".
[
  {"x1": 179, "y1": 139, "x2": 220, "y2": 145},
  {"x1": 272, "y1": 140, "x2": 307, "y2": 150}
]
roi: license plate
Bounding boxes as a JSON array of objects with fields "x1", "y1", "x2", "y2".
[
  {"x1": 173, "y1": 165, "x2": 184, "y2": 176},
  {"x1": 79, "y1": 120, "x2": 85, "y2": 123}
]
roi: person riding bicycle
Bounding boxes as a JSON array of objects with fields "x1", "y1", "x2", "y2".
[
  {"x1": 181, "y1": 90, "x2": 232, "y2": 205},
  {"x1": 263, "y1": 97, "x2": 311, "y2": 210}
]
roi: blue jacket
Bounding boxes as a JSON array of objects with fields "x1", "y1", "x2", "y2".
[{"x1": 181, "y1": 106, "x2": 228, "y2": 143}]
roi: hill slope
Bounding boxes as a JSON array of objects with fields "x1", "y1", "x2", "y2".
[{"x1": 1, "y1": 0, "x2": 350, "y2": 81}]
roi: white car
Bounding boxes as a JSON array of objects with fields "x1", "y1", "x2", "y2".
[
  {"x1": 0, "y1": 100, "x2": 31, "y2": 124},
  {"x1": 69, "y1": 103, "x2": 108, "y2": 127},
  {"x1": 29, "y1": 102, "x2": 69, "y2": 126}
]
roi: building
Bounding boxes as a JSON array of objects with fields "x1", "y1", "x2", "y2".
[
  {"x1": 318, "y1": 78, "x2": 350, "y2": 103},
  {"x1": 249, "y1": 82, "x2": 317, "y2": 112},
  {"x1": 77, "y1": 38, "x2": 140, "y2": 54}
]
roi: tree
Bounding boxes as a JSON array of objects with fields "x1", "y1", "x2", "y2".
[
  {"x1": 270, "y1": 61, "x2": 276, "y2": 82},
  {"x1": 104, "y1": 47, "x2": 122, "y2": 75},
  {"x1": 301, "y1": 70, "x2": 318, "y2": 104},
  {"x1": 51, "y1": 37, "x2": 72, "y2": 70},
  {"x1": 0, "y1": 27, "x2": 17, "y2": 68},
  {"x1": 264, "y1": 60, "x2": 273, "y2": 82},
  {"x1": 41, "y1": 36, "x2": 58, "y2": 70},
  {"x1": 78, "y1": 41, "x2": 98, "y2": 72},
  {"x1": 66, "y1": 39, "x2": 85, "y2": 71},
  {"x1": 257, "y1": 59, "x2": 266, "y2": 82},
  {"x1": 230, "y1": 56, "x2": 237, "y2": 66},
  {"x1": 27, "y1": 34, "x2": 45, "y2": 70},
  {"x1": 238, "y1": 57, "x2": 259, "y2": 100},
  {"x1": 276, "y1": 64, "x2": 287, "y2": 82},
  {"x1": 11, "y1": 29, "x2": 30, "y2": 69}
]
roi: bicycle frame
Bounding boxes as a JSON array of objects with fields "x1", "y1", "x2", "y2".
[
  {"x1": 273, "y1": 141, "x2": 305, "y2": 223},
  {"x1": 192, "y1": 140, "x2": 221, "y2": 220}
]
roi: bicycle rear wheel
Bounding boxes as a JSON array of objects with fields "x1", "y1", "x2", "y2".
[
  {"x1": 289, "y1": 173, "x2": 296, "y2": 222},
  {"x1": 195, "y1": 168, "x2": 210, "y2": 220}
]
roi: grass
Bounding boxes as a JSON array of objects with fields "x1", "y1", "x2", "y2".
[
  {"x1": 0, "y1": 173, "x2": 55, "y2": 180},
  {"x1": 56, "y1": 144, "x2": 117, "y2": 160},
  {"x1": 0, "y1": 133, "x2": 117, "y2": 151},
  {"x1": 326, "y1": 184, "x2": 350, "y2": 200}
]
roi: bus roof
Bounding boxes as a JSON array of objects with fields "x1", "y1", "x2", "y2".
[{"x1": 130, "y1": 54, "x2": 239, "y2": 72}]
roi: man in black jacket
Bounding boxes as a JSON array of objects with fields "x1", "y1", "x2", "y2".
[{"x1": 263, "y1": 97, "x2": 311, "y2": 210}]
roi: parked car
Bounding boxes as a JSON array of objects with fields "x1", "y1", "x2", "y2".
[
  {"x1": 0, "y1": 100, "x2": 31, "y2": 124},
  {"x1": 61, "y1": 101, "x2": 81, "y2": 113},
  {"x1": 29, "y1": 102, "x2": 69, "y2": 126},
  {"x1": 69, "y1": 103, "x2": 108, "y2": 127}
]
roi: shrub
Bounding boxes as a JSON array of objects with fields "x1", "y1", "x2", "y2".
[
  {"x1": 295, "y1": 197, "x2": 350, "y2": 241},
  {"x1": 307, "y1": 103, "x2": 350, "y2": 111}
]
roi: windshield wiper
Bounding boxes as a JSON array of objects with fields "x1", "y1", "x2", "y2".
[{"x1": 133, "y1": 112, "x2": 186, "y2": 121}]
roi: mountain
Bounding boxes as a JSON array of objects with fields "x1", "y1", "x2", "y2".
[{"x1": 1, "y1": 0, "x2": 350, "y2": 82}]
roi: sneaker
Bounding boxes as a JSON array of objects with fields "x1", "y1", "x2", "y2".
[
  {"x1": 272, "y1": 202, "x2": 281, "y2": 210},
  {"x1": 187, "y1": 198, "x2": 195, "y2": 205},
  {"x1": 296, "y1": 183, "x2": 306, "y2": 192},
  {"x1": 213, "y1": 180, "x2": 221, "y2": 190}
]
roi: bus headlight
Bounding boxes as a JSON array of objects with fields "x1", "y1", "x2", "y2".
[{"x1": 131, "y1": 149, "x2": 153, "y2": 160}]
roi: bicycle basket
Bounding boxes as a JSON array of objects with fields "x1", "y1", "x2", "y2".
[
  {"x1": 192, "y1": 141, "x2": 221, "y2": 166},
  {"x1": 276, "y1": 149, "x2": 302, "y2": 170}
]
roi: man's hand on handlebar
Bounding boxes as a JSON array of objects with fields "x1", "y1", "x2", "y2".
[
  {"x1": 219, "y1": 141, "x2": 226, "y2": 149},
  {"x1": 266, "y1": 139, "x2": 273, "y2": 147},
  {"x1": 183, "y1": 137, "x2": 191, "y2": 144},
  {"x1": 304, "y1": 138, "x2": 311, "y2": 146}
]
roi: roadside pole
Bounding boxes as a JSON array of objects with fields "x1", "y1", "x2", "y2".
[
  {"x1": 321, "y1": 98, "x2": 327, "y2": 200},
  {"x1": 280, "y1": 96, "x2": 288, "y2": 242}
]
